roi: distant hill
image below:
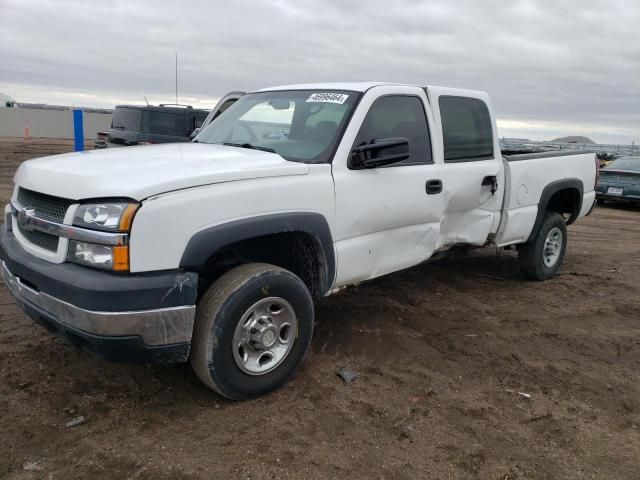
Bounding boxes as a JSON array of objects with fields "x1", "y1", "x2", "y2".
[{"x1": 550, "y1": 136, "x2": 596, "y2": 144}]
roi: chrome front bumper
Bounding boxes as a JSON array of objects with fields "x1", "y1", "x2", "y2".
[{"x1": 1, "y1": 261, "x2": 195, "y2": 346}]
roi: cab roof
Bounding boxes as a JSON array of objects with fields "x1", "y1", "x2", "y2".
[
  {"x1": 255, "y1": 82, "x2": 488, "y2": 99},
  {"x1": 114, "y1": 104, "x2": 208, "y2": 113},
  {"x1": 257, "y1": 82, "x2": 404, "y2": 92}
]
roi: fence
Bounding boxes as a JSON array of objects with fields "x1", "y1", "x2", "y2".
[
  {"x1": 500, "y1": 138, "x2": 640, "y2": 157},
  {"x1": 0, "y1": 107, "x2": 111, "y2": 140}
]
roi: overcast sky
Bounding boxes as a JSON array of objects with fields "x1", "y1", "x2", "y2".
[{"x1": 1, "y1": 0, "x2": 638, "y2": 144}]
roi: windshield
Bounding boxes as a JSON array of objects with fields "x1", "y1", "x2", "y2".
[
  {"x1": 195, "y1": 90, "x2": 360, "y2": 163},
  {"x1": 111, "y1": 107, "x2": 142, "y2": 131},
  {"x1": 605, "y1": 157, "x2": 640, "y2": 171}
]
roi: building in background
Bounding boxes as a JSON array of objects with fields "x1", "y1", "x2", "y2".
[
  {"x1": 0, "y1": 93, "x2": 17, "y2": 108},
  {"x1": 0, "y1": 95, "x2": 112, "y2": 140}
]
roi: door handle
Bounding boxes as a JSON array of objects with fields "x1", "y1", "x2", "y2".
[
  {"x1": 482, "y1": 175, "x2": 498, "y2": 195},
  {"x1": 426, "y1": 179, "x2": 443, "y2": 195}
]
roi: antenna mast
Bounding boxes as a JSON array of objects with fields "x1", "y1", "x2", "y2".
[{"x1": 175, "y1": 52, "x2": 178, "y2": 105}]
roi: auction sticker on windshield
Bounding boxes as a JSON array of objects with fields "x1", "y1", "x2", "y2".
[{"x1": 306, "y1": 93, "x2": 349, "y2": 104}]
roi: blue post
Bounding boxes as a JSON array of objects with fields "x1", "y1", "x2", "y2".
[{"x1": 73, "y1": 109, "x2": 84, "y2": 152}]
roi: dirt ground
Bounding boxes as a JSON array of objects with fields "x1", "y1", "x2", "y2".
[{"x1": 0, "y1": 138, "x2": 639, "y2": 479}]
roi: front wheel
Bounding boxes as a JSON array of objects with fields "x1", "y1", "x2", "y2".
[
  {"x1": 517, "y1": 212, "x2": 567, "y2": 281},
  {"x1": 190, "y1": 263, "x2": 314, "y2": 399}
]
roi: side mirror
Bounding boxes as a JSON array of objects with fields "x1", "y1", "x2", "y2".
[
  {"x1": 190, "y1": 127, "x2": 201, "y2": 140},
  {"x1": 349, "y1": 137, "x2": 410, "y2": 169}
]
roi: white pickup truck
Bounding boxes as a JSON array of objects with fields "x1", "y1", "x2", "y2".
[{"x1": 1, "y1": 82, "x2": 597, "y2": 399}]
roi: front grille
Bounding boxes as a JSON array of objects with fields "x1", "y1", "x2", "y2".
[
  {"x1": 17, "y1": 224, "x2": 60, "y2": 252},
  {"x1": 15, "y1": 187, "x2": 73, "y2": 253},
  {"x1": 17, "y1": 187, "x2": 74, "y2": 223}
]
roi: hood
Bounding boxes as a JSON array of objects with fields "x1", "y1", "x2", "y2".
[{"x1": 14, "y1": 143, "x2": 309, "y2": 201}]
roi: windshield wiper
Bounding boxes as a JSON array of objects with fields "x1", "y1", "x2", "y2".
[{"x1": 222, "y1": 142, "x2": 276, "y2": 153}]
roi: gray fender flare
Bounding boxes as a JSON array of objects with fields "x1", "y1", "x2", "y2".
[
  {"x1": 527, "y1": 178, "x2": 583, "y2": 242},
  {"x1": 179, "y1": 212, "x2": 335, "y2": 295}
]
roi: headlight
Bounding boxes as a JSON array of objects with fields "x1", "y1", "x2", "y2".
[
  {"x1": 68, "y1": 240, "x2": 129, "y2": 271},
  {"x1": 73, "y1": 202, "x2": 138, "y2": 232},
  {"x1": 69, "y1": 201, "x2": 137, "y2": 271}
]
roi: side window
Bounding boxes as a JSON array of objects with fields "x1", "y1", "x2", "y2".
[
  {"x1": 353, "y1": 95, "x2": 432, "y2": 165},
  {"x1": 212, "y1": 98, "x2": 238, "y2": 121},
  {"x1": 194, "y1": 112, "x2": 208, "y2": 128},
  {"x1": 439, "y1": 96, "x2": 494, "y2": 162}
]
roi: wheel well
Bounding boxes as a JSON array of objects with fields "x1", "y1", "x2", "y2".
[
  {"x1": 197, "y1": 232, "x2": 327, "y2": 299},
  {"x1": 546, "y1": 187, "x2": 581, "y2": 224},
  {"x1": 527, "y1": 180, "x2": 583, "y2": 243}
]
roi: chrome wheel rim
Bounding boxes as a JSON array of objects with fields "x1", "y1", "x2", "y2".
[
  {"x1": 543, "y1": 227, "x2": 563, "y2": 268},
  {"x1": 232, "y1": 297, "x2": 297, "y2": 375}
]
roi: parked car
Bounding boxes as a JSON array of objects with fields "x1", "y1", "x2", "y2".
[
  {"x1": 1, "y1": 82, "x2": 598, "y2": 399},
  {"x1": 93, "y1": 130, "x2": 109, "y2": 149},
  {"x1": 596, "y1": 156, "x2": 640, "y2": 205},
  {"x1": 95, "y1": 104, "x2": 208, "y2": 148},
  {"x1": 190, "y1": 91, "x2": 245, "y2": 139}
]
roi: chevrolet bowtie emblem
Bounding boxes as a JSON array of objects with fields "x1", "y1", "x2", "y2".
[{"x1": 18, "y1": 207, "x2": 36, "y2": 231}]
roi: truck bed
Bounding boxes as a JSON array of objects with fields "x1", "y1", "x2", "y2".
[
  {"x1": 503, "y1": 150, "x2": 594, "y2": 161},
  {"x1": 496, "y1": 150, "x2": 597, "y2": 246}
]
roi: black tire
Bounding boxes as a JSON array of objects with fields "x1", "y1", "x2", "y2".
[
  {"x1": 190, "y1": 263, "x2": 314, "y2": 400},
  {"x1": 518, "y1": 212, "x2": 567, "y2": 281}
]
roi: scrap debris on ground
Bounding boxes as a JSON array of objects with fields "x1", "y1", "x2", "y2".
[{"x1": 336, "y1": 367, "x2": 359, "y2": 384}]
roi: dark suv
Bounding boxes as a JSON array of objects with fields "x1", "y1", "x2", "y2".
[{"x1": 96, "y1": 104, "x2": 208, "y2": 148}]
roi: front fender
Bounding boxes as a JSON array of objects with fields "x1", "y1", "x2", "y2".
[{"x1": 179, "y1": 212, "x2": 336, "y2": 294}]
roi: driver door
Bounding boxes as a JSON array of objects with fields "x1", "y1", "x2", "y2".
[{"x1": 331, "y1": 86, "x2": 445, "y2": 287}]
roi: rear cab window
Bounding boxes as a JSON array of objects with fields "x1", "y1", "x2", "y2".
[
  {"x1": 142, "y1": 111, "x2": 186, "y2": 136},
  {"x1": 605, "y1": 158, "x2": 640, "y2": 171},
  {"x1": 111, "y1": 107, "x2": 142, "y2": 131},
  {"x1": 439, "y1": 96, "x2": 494, "y2": 162}
]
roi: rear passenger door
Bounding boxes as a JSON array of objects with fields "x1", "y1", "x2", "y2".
[
  {"x1": 331, "y1": 86, "x2": 445, "y2": 286},
  {"x1": 428, "y1": 90, "x2": 504, "y2": 247}
]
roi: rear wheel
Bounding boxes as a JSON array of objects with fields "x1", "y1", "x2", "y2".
[
  {"x1": 190, "y1": 263, "x2": 314, "y2": 400},
  {"x1": 518, "y1": 212, "x2": 567, "y2": 281}
]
